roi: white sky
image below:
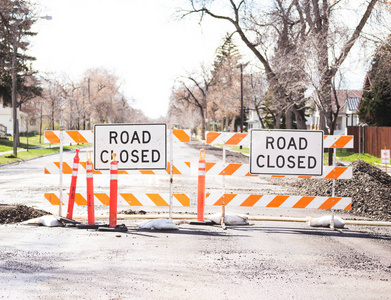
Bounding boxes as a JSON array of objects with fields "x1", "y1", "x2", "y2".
[
  {"x1": 30, "y1": 0, "x2": 234, "y2": 119},
  {"x1": 30, "y1": 0, "x2": 372, "y2": 120}
]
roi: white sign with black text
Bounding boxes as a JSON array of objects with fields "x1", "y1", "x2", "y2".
[
  {"x1": 250, "y1": 129, "x2": 324, "y2": 176},
  {"x1": 94, "y1": 123, "x2": 167, "y2": 170}
]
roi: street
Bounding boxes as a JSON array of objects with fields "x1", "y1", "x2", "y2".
[{"x1": 0, "y1": 141, "x2": 390, "y2": 299}]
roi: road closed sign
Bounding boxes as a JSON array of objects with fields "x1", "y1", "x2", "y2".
[
  {"x1": 94, "y1": 123, "x2": 167, "y2": 170},
  {"x1": 250, "y1": 129, "x2": 324, "y2": 176}
]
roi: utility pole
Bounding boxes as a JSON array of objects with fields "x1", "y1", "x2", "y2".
[
  {"x1": 240, "y1": 64, "x2": 244, "y2": 134},
  {"x1": 11, "y1": 19, "x2": 18, "y2": 157}
]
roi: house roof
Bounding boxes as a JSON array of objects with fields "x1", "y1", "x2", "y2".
[
  {"x1": 331, "y1": 90, "x2": 363, "y2": 113},
  {"x1": 347, "y1": 97, "x2": 360, "y2": 111}
]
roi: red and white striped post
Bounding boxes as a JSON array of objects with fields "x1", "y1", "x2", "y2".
[
  {"x1": 86, "y1": 151, "x2": 95, "y2": 225},
  {"x1": 66, "y1": 148, "x2": 80, "y2": 219},
  {"x1": 197, "y1": 149, "x2": 206, "y2": 222},
  {"x1": 109, "y1": 153, "x2": 118, "y2": 228}
]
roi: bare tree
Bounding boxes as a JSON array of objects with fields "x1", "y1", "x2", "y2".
[
  {"x1": 181, "y1": 0, "x2": 381, "y2": 132},
  {"x1": 175, "y1": 65, "x2": 214, "y2": 139}
]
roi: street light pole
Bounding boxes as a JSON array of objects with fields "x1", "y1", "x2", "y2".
[
  {"x1": 240, "y1": 64, "x2": 244, "y2": 134},
  {"x1": 11, "y1": 21, "x2": 18, "y2": 157}
]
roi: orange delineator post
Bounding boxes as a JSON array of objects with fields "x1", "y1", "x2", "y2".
[
  {"x1": 86, "y1": 151, "x2": 95, "y2": 225},
  {"x1": 109, "y1": 153, "x2": 118, "y2": 228},
  {"x1": 66, "y1": 149, "x2": 80, "y2": 219},
  {"x1": 197, "y1": 149, "x2": 206, "y2": 221}
]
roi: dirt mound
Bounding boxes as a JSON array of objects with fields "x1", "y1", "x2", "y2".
[
  {"x1": 0, "y1": 205, "x2": 51, "y2": 224},
  {"x1": 281, "y1": 160, "x2": 391, "y2": 221}
]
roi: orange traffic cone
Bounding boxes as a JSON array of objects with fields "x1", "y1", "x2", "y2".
[
  {"x1": 109, "y1": 153, "x2": 118, "y2": 228},
  {"x1": 197, "y1": 149, "x2": 206, "y2": 222},
  {"x1": 86, "y1": 151, "x2": 95, "y2": 225},
  {"x1": 66, "y1": 149, "x2": 80, "y2": 219}
]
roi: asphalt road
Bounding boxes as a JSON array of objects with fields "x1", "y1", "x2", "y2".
[{"x1": 0, "y1": 141, "x2": 390, "y2": 299}]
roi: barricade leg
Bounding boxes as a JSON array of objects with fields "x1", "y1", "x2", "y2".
[
  {"x1": 110, "y1": 154, "x2": 118, "y2": 228},
  {"x1": 197, "y1": 149, "x2": 206, "y2": 222},
  {"x1": 86, "y1": 151, "x2": 95, "y2": 225},
  {"x1": 66, "y1": 149, "x2": 80, "y2": 219}
]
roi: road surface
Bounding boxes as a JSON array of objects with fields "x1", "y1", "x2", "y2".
[{"x1": 0, "y1": 141, "x2": 390, "y2": 299}]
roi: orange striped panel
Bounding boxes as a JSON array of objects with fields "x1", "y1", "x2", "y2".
[
  {"x1": 225, "y1": 133, "x2": 247, "y2": 145},
  {"x1": 245, "y1": 172, "x2": 258, "y2": 177},
  {"x1": 147, "y1": 194, "x2": 169, "y2": 206},
  {"x1": 74, "y1": 193, "x2": 88, "y2": 205},
  {"x1": 206, "y1": 132, "x2": 221, "y2": 144},
  {"x1": 213, "y1": 194, "x2": 236, "y2": 206},
  {"x1": 44, "y1": 168, "x2": 50, "y2": 174},
  {"x1": 173, "y1": 130, "x2": 190, "y2": 142},
  {"x1": 173, "y1": 194, "x2": 190, "y2": 206},
  {"x1": 45, "y1": 131, "x2": 60, "y2": 143},
  {"x1": 292, "y1": 196, "x2": 316, "y2": 208},
  {"x1": 318, "y1": 197, "x2": 341, "y2": 209},
  {"x1": 185, "y1": 162, "x2": 190, "y2": 168},
  {"x1": 298, "y1": 176, "x2": 312, "y2": 179},
  {"x1": 345, "y1": 203, "x2": 351, "y2": 210},
  {"x1": 117, "y1": 170, "x2": 128, "y2": 175},
  {"x1": 324, "y1": 167, "x2": 348, "y2": 179},
  {"x1": 240, "y1": 195, "x2": 262, "y2": 206},
  {"x1": 328, "y1": 136, "x2": 353, "y2": 148},
  {"x1": 140, "y1": 170, "x2": 155, "y2": 174},
  {"x1": 220, "y1": 164, "x2": 241, "y2": 175},
  {"x1": 205, "y1": 162, "x2": 216, "y2": 173},
  {"x1": 272, "y1": 175, "x2": 285, "y2": 178},
  {"x1": 44, "y1": 193, "x2": 61, "y2": 205},
  {"x1": 266, "y1": 195, "x2": 289, "y2": 207},
  {"x1": 172, "y1": 165, "x2": 181, "y2": 174},
  {"x1": 121, "y1": 193, "x2": 143, "y2": 206},
  {"x1": 66, "y1": 131, "x2": 88, "y2": 143},
  {"x1": 95, "y1": 193, "x2": 110, "y2": 205},
  {"x1": 54, "y1": 162, "x2": 73, "y2": 174}
]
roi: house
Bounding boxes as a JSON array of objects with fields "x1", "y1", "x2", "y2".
[
  {"x1": 246, "y1": 108, "x2": 263, "y2": 130},
  {"x1": 0, "y1": 105, "x2": 28, "y2": 136},
  {"x1": 308, "y1": 89, "x2": 363, "y2": 135}
]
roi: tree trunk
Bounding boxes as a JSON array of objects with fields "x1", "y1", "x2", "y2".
[
  {"x1": 285, "y1": 108, "x2": 293, "y2": 129},
  {"x1": 274, "y1": 111, "x2": 281, "y2": 129},
  {"x1": 230, "y1": 116, "x2": 235, "y2": 132},
  {"x1": 292, "y1": 104, "x2": 307, "y2": 129}
]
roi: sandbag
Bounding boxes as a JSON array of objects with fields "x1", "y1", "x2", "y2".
[
  {"x1": 207, "y1": 213, "x2": 249, "y2": 225},
  {"x1": 308, "y1": 215, "x2": 345, "y2": 228},
  {"x1": 21, "y1": 215, "x2": 64, "y2": 227},
  {"x1": 137, "y1": 219, "x2": 178, "y2": 230}
]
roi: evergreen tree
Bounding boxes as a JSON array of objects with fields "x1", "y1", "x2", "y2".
[
  {"x1": 210, "y1": 34, "x2": 243, "y2": 131},
  {"x1": 0, "y1": 0, "x2": 41, "y2": 107},
  {"x1": 359, "y1": 35, "x2": 391, "y2": 126}
]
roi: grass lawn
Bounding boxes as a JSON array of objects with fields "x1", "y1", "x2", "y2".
[{"x1": 0, "y1": 134, "x2": 90, "y2": 166}]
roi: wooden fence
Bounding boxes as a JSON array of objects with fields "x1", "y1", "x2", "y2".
[{"x1": 347, "y1": 126, "x2": 391, "y2": 157}]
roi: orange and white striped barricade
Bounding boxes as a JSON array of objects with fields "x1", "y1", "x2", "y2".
[
  {"x1": 44, "y1": 161, "x2": 191, "y2": 175},
  {"x1": 206, "y1": 132, "x2": 354, "y2": 148},
  {"x1": 86, "y1": 151, "x2": 95, "y2": 225},
  {"x1": 168, "y1": 129, "x2": 191, "y2": 219},
  {"x1": 110, "y1": 154, "x2": 118, "y2": 228},
  {"x1": 204, "y1": 193, "x2": 352, "y2": 210},
  {"x1": 204, "y1": 163, "x2": 353, "y2": 179},
  {"x1": 66, "y1": 149, "x2": 80, "y2": 220},
  {"x1": 197, "y1": 149, "x2": 206, "y2": 221},
  {"x1": 44, "y1": 192, "x2": 191, "y2": 207},
  {"x1": 44, "y1": 130, "x2": 93, "y2": 217},
  {"x1": 44, "y1": 130, "x2": 94, "y2": 144}
]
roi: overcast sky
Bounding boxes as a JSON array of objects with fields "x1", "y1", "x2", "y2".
[
  {"x1": 30, "y1": 1, "x2": 370, "y2": 120},
  {"x1": 31, "y1": 0, "x2": 234, "y2": 119}
]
